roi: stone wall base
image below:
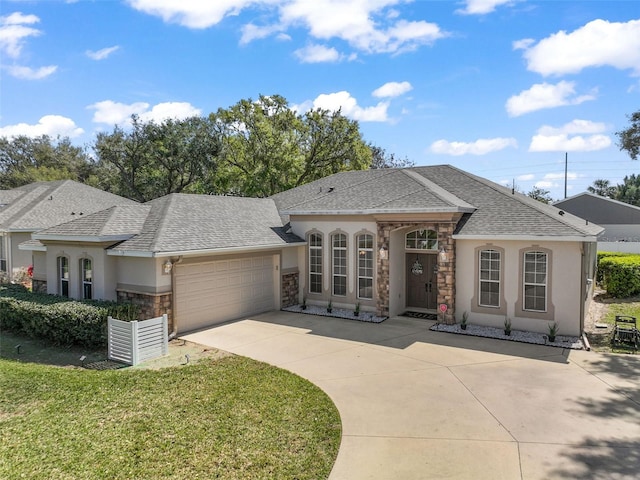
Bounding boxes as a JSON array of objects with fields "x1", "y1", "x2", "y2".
[
  {"x1": 32, "y1": 279, "x2": 47, "y2": 294},
  {"x1": 117, "y1": 290, "x2": 173, "y2": 331},
  {"x1": 281, "y1": 271, "x2": 299, "y2": 308}
]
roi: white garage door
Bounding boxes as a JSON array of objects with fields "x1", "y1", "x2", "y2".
[{"x1": 174, "y1": 255, "x2": 277, "y2": 333}]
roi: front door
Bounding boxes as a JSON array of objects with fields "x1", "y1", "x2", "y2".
[{"x1": 406, "y1": 253, "x2": 437, "y2": 310}]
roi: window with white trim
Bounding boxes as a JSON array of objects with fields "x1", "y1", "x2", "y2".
[
  {"x1": 524, "y1": 251, "x2": 547, "y2": 312},
  {"x1": 479, "y1": 249, "x2": 500, "y2": 307},
  {"x1": 309, "y1": 233, "x2": 322, "y2": 294},
  {"x1": 332, "y1": 233, "x2": 347, "y2": 296},
  {"x1": 405, "y1": 229, "x2": 437, "y2": 250},
  {"x1": 0, "y1": 235, "x2": 6, "y2": 272},
  {"x1": 357, "y1": 234, "x2": 374, "y2": 299},
  {"x1": 81, "y1": 258, "x2": 93, "y2": 300},
  {"x1": 58, "y1": 256, "x2": 69, "y2": 297}
]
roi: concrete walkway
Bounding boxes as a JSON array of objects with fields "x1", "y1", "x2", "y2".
[{"x1": 183, "y1": 312, "x2": 640, "y2": 480}]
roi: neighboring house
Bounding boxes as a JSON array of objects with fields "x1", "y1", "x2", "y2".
[
  {"x1": 24, "y1": 194, "x2": 304, "y2": 334},
  {"x1": 272, "y1": 166, "x2": 601, "y2": 336},
  {"x1": 553, "y1": 192, "x2": 640, "y2": 253},
  {"x1": 0, "y1": 180, "x2": 136, "y2": 280},
  {"x1": 23, "y1": 166, "x2": 601, "y2": 337}
]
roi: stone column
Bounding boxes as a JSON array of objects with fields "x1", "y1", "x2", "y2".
[
  {"x1": 376, "y1": 223, "x2": 391, "y2": 317},
  {"x1": 436, "y1": 223, "x2": 456, "y2": 323}
]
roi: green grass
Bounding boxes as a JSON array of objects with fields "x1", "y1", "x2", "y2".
[
  {"x1": 0, "y1": 356, "x2": 341, "y2": 480},
  {"x1": 603, "y1": 300, "x2": 640, "y2": 325}
]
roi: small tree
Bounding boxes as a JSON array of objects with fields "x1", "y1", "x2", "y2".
[
  {"x1": 527, "y1": 186, "x2": 553, "y2": 204},
  {"x1": 587, "y1": 179, "x2": 616, "y2": 198},
  {"x1": 616, "y1": 110, "x2": 640, "y2": 161}
]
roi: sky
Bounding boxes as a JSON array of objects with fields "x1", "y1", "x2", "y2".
[{"x1": 1, "y1": 0, "x2": 639, "y2": 201}]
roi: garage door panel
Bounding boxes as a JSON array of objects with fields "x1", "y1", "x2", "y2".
[{"x1": 175, "y1": 255, "x2": 276, "y2": 332}]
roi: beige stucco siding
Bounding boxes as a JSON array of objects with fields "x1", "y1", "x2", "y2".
[
  {"x1": 31, "y1": 251, "x2": 46, "y2": 281},
  {"x1": 9, "y1": 232, "x2": 33, "y2": 273},
  {"x1": 455, "y1": 239, "x2": 585, "y2": 336},
  {"x1": 45, "y1": 244, "x2": 116, "y2": 300},
  {"x1": 115, "y1": 257, "x2": 169, "y2": 293}
]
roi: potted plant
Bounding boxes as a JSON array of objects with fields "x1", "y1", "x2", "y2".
[
  {"x1": 354, "y1": 302, "x2": 360, "y2": 317},
  {"x1": 504, "y1": 317, "x2": 512, "y2": 336},
  {"x1": 327, "y1": 300, "x2": 332, "y2": 313},
  {"x1": 547, "y1": 322, "x2": 558, "y2": 343},
  {"x1": 460, "y1": 311, "x2": 468, "y2": 330},
  {"x1": 301, "y1": 297, "x2": 307, "y2": 310}
]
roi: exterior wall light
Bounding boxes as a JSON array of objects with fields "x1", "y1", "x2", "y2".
[{"x1": 163, "y1": 259, "x2": 173, "y2": 275}]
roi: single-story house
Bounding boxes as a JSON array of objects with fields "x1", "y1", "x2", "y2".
[
  {"x1": 25, "y1": 194, "x2": 304, "y2": 334},
  {"x1": 0, "y1": 180, "x2": 136, "y2": 280},
  {"x1": 553, "y1": 192, "x2": 640, "y2": 253},
  {"x1": 22, "y1": 165, "x2": 602, "y2": 337}
]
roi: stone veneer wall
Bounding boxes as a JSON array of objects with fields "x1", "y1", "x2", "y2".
[
  {"x1": 32, "y1": 279, "x2": 47, "y2": 294},
  {"x1": 117, "y1": 290, "x2": 173, "y2": 330},
  {"x1": 376, "y1": 221, "x2": 456, "y2": 323},
  {"x1": 281, "y1": 271, "x2": 299, "y2": 308}
]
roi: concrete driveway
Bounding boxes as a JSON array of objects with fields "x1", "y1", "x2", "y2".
[{"x1": 183, "y1": 311, "x2": 640, "y2": 480}]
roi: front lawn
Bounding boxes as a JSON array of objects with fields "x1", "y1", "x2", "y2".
[{"x1": 0, "y1": 356, "x2": 341, "y2": 480}]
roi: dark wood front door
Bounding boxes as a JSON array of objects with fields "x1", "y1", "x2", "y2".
[{"x1": 406, "y1": 253, "x2": 437, "y2": 310}]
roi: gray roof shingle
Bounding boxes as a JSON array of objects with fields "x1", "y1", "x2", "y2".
[
  {"x1": 0, "y1": 180, "x2": 137, "y2": 232},
  {"x1": 36, "y1": 194, "x2": 303, "y2": 255},
  {"x1": 273, "y1": 165, "x2": 602, "y2": 239}
]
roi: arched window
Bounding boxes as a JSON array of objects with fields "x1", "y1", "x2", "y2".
[
  {"x1": 309, "y1": 233, "x2": 323, "y2": 294},
  {"x1": 479, "y1": 249, "x2": 500, "y2": 307},
  {"x1": 405, "y1": 229, "x2": 437, "y2": 250},
  {"x1": 524, "y1": 251, "x2": 547, "y2": 312},
  {"x1": 332, "y1": 233, "x2": 347, "y2": 296},
  {"x1": 81, "y1": 258, "x2": 93, "y2": 300},
  {"x1": 357, "y1": 233, "x2": 374, "y2": 299},
  {"x1": 57, "y1": 256, "x2": 69, "y2": 297}
]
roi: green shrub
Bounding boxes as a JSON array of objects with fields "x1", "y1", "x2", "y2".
[
  {"x1": 598, "y1": 252, "x2": 640, "y2": 298},
  {"x1": 0, "y1": 284, "x2": 140, "y2": 348}
]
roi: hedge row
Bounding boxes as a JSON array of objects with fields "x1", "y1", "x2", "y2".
[
  {"x1": 0, "y1": 284, "x2": 139, "y2": 348},
  {"x1": 597, "y1": 252, "x2": 640, "y2": 298}
]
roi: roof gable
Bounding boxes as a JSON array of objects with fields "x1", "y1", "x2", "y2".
[
  {"x1": 554, "y1": 192, "x2": 640, "y2": 225},
  {"x1": 0, "y1": 180, "x2": 137, "y2": 232}
]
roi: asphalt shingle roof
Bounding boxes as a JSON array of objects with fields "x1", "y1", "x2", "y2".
[
  {"x1": 36, "y1": 194, "x2": 303, "y2": 255},
  {"x1": 0, "y1": 180, "x2": 137, "y2": 232},
  {"x1": 273, "y1": 165, "x2": 602, "y2": 238}
]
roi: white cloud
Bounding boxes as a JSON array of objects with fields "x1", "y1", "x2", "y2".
[
  {"x1": 529, "y1": 120, "x2": 612, "y2": 152},
  {"x1": 456, "y1": 0, "x2": 514, "y2": 15},
  {"x1": 505, "y1": 81, "x2": 596, "y2": 117},
  {"x1": 88, "y1": 100, "x2": 201, "y2": 125},
  {"x1": 429, "y1": 137, "x2": 518, "y2": 156},
  {"x1": 512, "y1": 38, "x2": 534, "y2": 50},
  {"x1": 517, "y1": 173, "x2": 535, "y2": 181},
  {"x1": 0, "y1": 115, "x2": 84, "y2": 138},
  {"x1": 293, "y1": 44, "x2": 342, "y2": 63},
  {"x1": 5, "y1": 64, "x2": 57, "y2": 80},
  {"x1": 86, "y1": 45, "x2": 120, "y2": 60},
  {"x1": 519, "y1": 18, "x2": 640, "y2": 76},
  {"x1": 543, "y1": 172, "x2": 578, "y2": 181},
  {"x1": 126, "y1": 0, "x2": 257, "y2": 29},
  {"x1": 534, "y1": 180, "x2": 554, "y2": 189},
  {"x1": 127, "y1": 0, "x2": 447, "y2": 55},
  {"x1": 537, "y1": 119, "x2": 607, "y2": 136},
  {"x1": 0, "y1": 11, "x2": 41, "y2": 58},
  {"x1": 295, "y1": 91, "x2": 389, "y2": 122},
  {"x1": 372, "y1": 81, "x2": 412, "y2": 98}
]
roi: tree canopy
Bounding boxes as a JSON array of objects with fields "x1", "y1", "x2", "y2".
[
  {"x1": 527, "y1": 186, "x2": 553, "y2": 204},
  {"x1": 587, "y1": 179, "x2": 616, "y2": 198},
  {"x1": 0, "y1": 135, "x2": 96, "y2": 189},
  {"x1": 617, "y1": 110, "x2": 640, "y2": 161},
  {"x1": 1, "y1": 94, "x2": 402, "y2": 201}
]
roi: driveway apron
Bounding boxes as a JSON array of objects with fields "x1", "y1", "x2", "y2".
[{"x1": 184, "y1": 311, "x2": 640, "y2": 480}]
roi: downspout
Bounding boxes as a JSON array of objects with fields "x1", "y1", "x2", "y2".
[
  {"x1": 579, "y1": 243, "x2": 587, "y2": 334},
  {"x1": 168, "y1": 256, "x2": 183, "y2": 340}
]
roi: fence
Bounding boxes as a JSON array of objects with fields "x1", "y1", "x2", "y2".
[{"x1": 108, "y1": 314, "x2": 168, "y2": 366}]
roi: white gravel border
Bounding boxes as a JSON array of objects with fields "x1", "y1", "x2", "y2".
[
  {"x1": 431, "y1": 323, "x2": 584, "y2": 349},
  {"x1": 282, "y1": 304, "x2": 387, "y2": 323}
]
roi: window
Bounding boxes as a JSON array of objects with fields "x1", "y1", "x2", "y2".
[
  {"x1": 309, "y1": 233, "x2": 322, "y2": 294},
  {"x1": 81, "y1": 258, "x2": 92, "y2": 300},
  {"x1": 58, "y1": 256, "x2": 69, "y2": 297},
  {"x1": 332, "y1": 233, "x2": 347, "y2": 296},
  {"x1": 406, "y1": 229, "x2": 437, "y2": 250},
  {"x1": 479, "y1": 249, "x2": 500, "y2": 307},
  {"x1": 524, "y1": 251, "x2": 547, "y2": 311},
  {"x1": 0, "y1": 235, "x2": 6, "y2": 272},
  {"x1": 357, "y1": 234, "x2": 374, "y2": 299}
]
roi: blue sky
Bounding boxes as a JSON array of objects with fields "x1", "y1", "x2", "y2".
[{"x1": 1, "y1": 0, "x2": 639, "y2": 200}]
